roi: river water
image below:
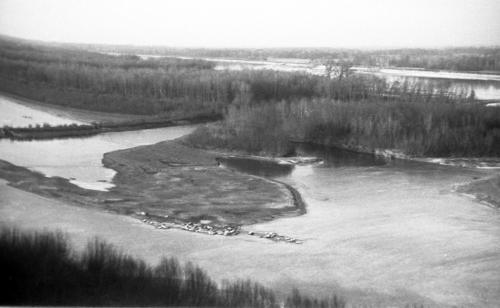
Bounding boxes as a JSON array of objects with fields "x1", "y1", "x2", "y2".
[
  {"x1": 1, "y1": 96, "x2": 500, "y2": 306},
  {"x1": 220, "y1": 146, "x2": 500, "y2": 306},
  {"x1": 0, "y1": 95, "x2": 196, "y2": 190}
]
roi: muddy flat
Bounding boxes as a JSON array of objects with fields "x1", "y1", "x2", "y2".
[{"x1": 0, "y1": 92, "x2": 146, "y2": 124}]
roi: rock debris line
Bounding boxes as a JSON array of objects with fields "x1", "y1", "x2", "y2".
[
  {"x1": 138, "y1": 214, "x2": 240, "y2": 236},
  {"x1": 247, "y1": 230, "x2": 303, "y2": 244},
  {"x1": 132, "y1": 155, "x2": 312, "y2": 244},
  {"x1": 136, "y1": 212, "x2": 303, "y2": 244}
]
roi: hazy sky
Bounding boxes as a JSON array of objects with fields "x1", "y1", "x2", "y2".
[{"x1": 1, "y1": 0, "x2": 499, "y2": 48}]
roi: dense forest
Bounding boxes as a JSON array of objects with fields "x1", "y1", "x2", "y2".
[
  {"x1": 0, "y1": 227, "x2": 346, "y2": 307},
  {"x1": 186, "y1": 98, "x2": 500, "y2": 157}
]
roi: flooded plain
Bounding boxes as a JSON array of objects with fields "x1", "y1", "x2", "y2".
[{"x1": 1, "y1": 97, "x2": 500, "y2": 307}]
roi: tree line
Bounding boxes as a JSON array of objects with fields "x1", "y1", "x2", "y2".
[
  {"x1": 186, "y1": 97, "x2": 500, "y2": 157},
  {"x1": 1, "y1": 36, "x2": 464, "y2": 118},
  {"x1": 78, "y1": 39, "x2": 500, "y2": 72},
  {"x1": 2, "y1": 36, "x2": 491, "y2": 158}
]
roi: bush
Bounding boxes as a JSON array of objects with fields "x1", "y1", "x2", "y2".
[{"x1": 0, "y1": 227, "x2": 344, "y2": 307}]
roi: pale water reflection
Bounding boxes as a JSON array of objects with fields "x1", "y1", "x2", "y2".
[
  {"x1": 0, "y1": 126, "x2": 195, "y2": 190},
  {"x1": 0, "y1": 95, "x2": 196, "y2": 190},
  {"x1": 0, "y1": 95, "x2": 85, "y2": 127}
]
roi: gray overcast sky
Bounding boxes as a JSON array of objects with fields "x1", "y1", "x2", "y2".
[{"x1": 1, "y1": 0, "x2": 499, "y2": 48}]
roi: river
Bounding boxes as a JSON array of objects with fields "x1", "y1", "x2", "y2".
[{"x1": 1, "y1": 96, "x2": 500, "y2": 307}]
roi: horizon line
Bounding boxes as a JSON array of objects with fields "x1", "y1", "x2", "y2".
[{"x1": 2, "y1": 33, "x2": 500, "y2": 51}]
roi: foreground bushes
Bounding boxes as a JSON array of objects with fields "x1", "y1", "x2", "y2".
[
  {"x1": 0, "y1": 228, "x2": 345, "y2": 307},
  {"x1": 186, "y1": 98, "x2": 500, "y2": 157}
]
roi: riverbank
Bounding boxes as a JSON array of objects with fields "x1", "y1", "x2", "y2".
[
  {"x1": 103, "y1": 140, "x2": 303, "y2": 225},
  {"x1": 295, "y1": 141, "x2": 500, "y2": 209},
  {"x1": 0, "y1": 91, "x2": 221, "y2": 141},
  {"x1": 457, "y1": 174, "x2": 500, "y2": 208},
  {"x1": 0, "y1": 114, "x2": 221, "y2": 140},
  {"x1": 301, "y1": 142, "x2": 500, "y2": 209},
  {"x1": 0, "y1": 139, "x2": 305, "y2": 228}
]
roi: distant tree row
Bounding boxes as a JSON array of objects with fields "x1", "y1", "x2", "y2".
[
  {"x1": 0, "y1": 36, "x2": 214, "y2": 70},
  {"x1": 76, "y1": 38, "x2": 500, "y2": 72},
  {"x1": 385, "y1": 52, "x2": 500, "y2": 72},
  {"x1": 3, "y1": 34, "x2": 499, "y2": 73}
]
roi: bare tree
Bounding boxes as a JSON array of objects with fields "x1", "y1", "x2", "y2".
[{"x1": 323, "y1": 59, "x2": 353, "y2": 80}]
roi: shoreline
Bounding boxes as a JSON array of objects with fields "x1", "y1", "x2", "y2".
[
  {"x1": 182, "y1": 137, "x2": 500, "y2": 210},
  {"x1": 291, "y1": 139, "x2": 500, "y2": 169},
  {"x1": 0, "y1": 114, "x2": 221, "y2": 140},
  {"x1": 0, "y1": 91, "x2": 221, "y2": 141},
  {"x1": 102, "y1": 140, "x2": 305, "y2": 225},
  {"x1": 290, "y1": 140, "x2": 500, "y2": 208},
  {"x1": 456, "y1": 174, "x2": 500, "y2": 209},
  {"x1": 0, "y1": 139, "x2": 307, "y2": 232}
]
